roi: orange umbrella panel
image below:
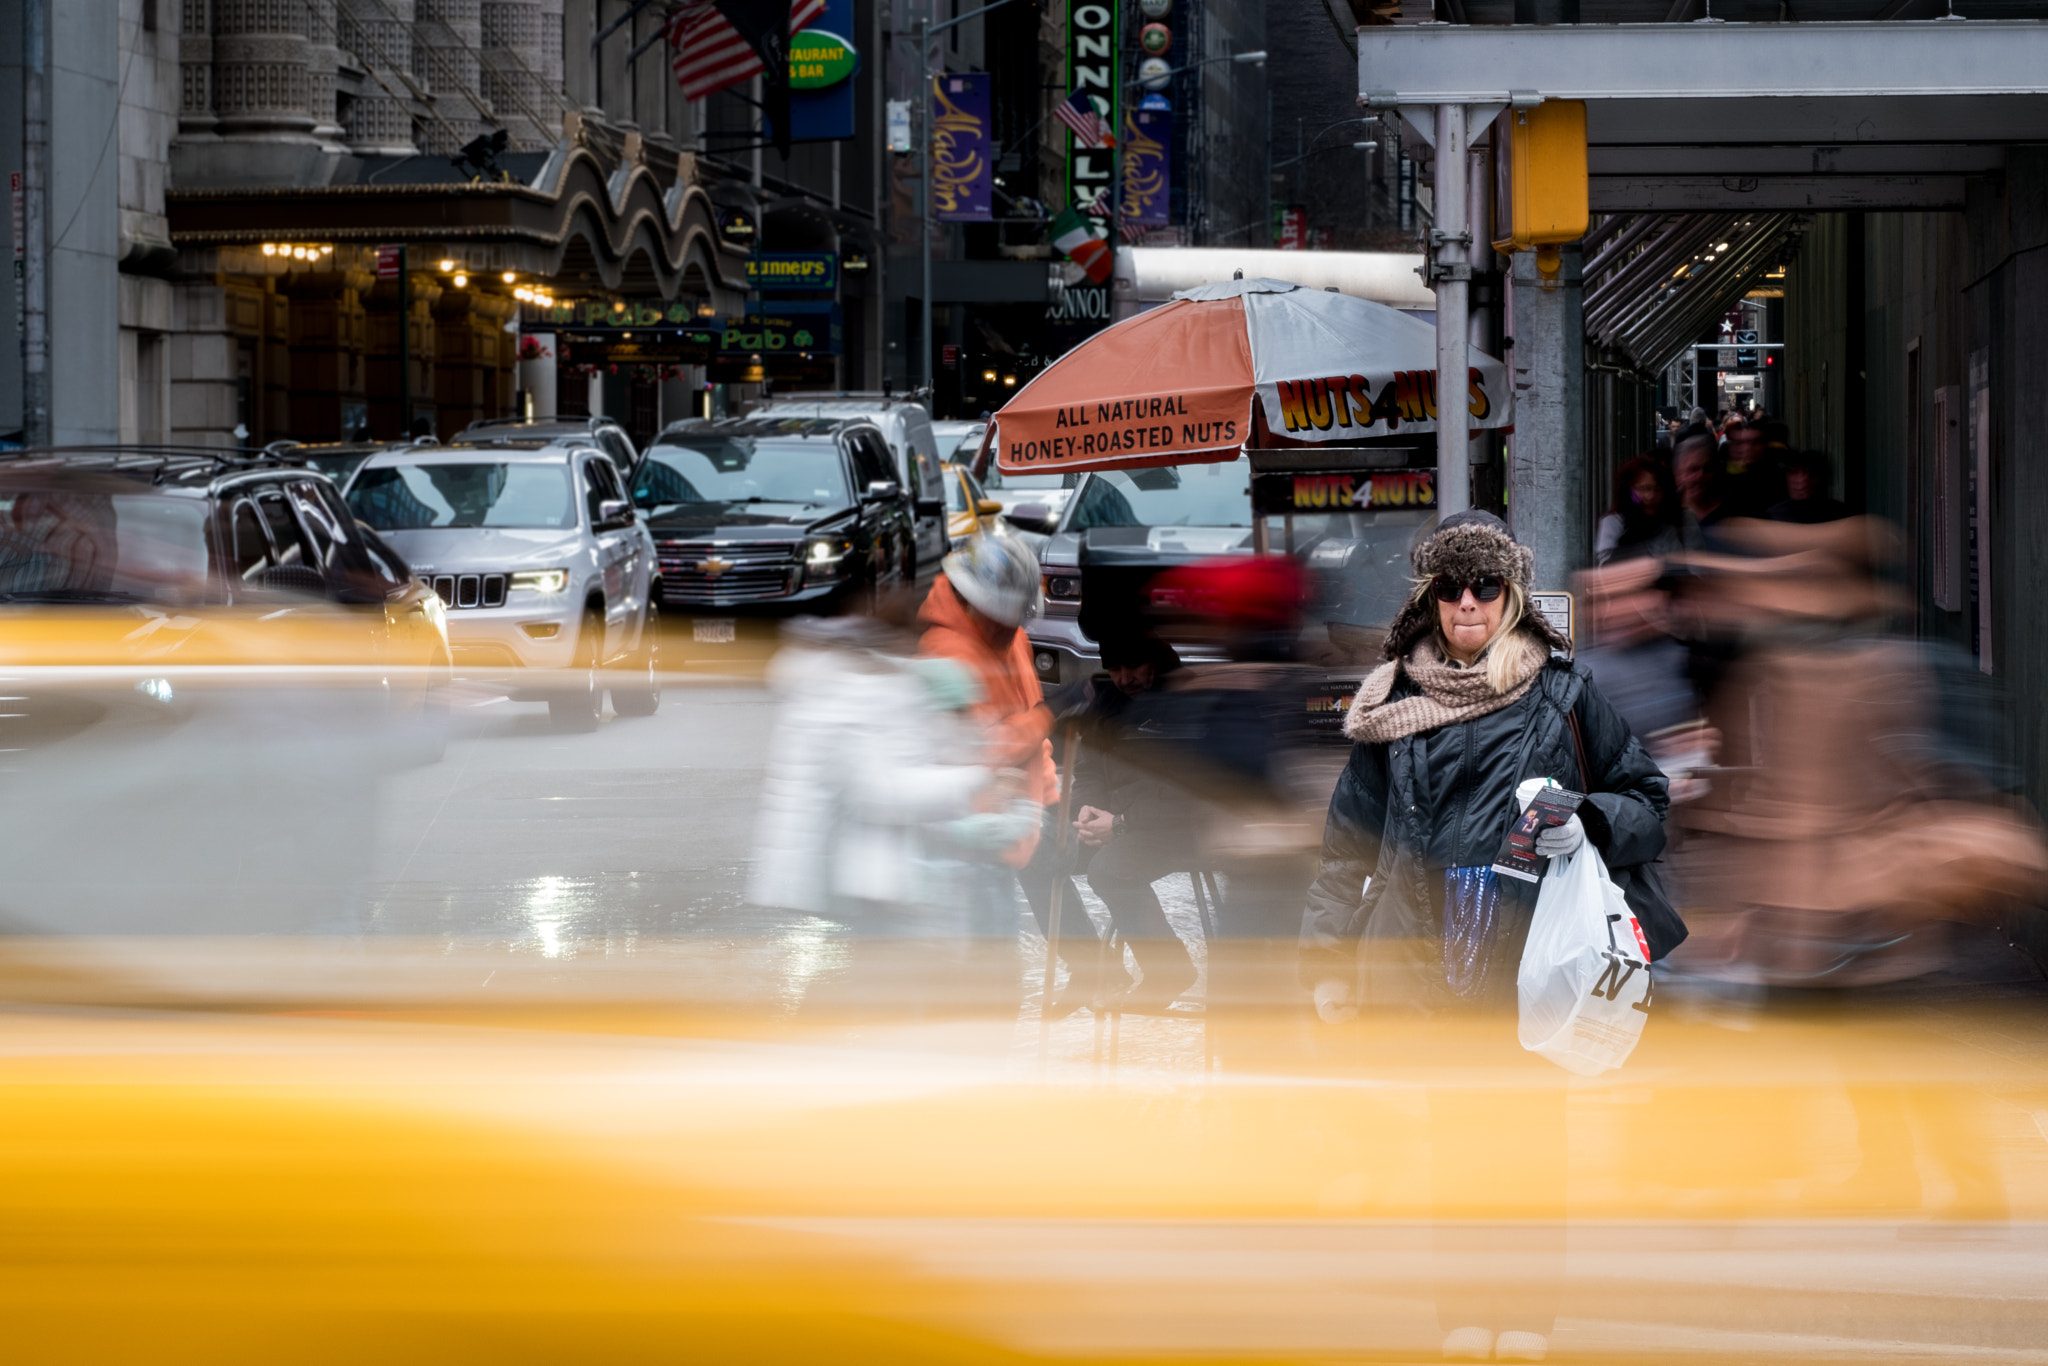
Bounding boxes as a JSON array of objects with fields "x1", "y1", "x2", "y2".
[{"x1": 991, "y1": 297, "x2": 1254, "y2": 474}]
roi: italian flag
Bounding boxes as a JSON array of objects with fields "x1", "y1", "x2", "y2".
[{"x1": 1050, "y1": 205, "x2": 1112, "y2": 285}]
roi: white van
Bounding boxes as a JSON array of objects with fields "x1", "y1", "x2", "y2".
[{"x1": 744, "y1": 393, "x2": 949, "y2": 568}]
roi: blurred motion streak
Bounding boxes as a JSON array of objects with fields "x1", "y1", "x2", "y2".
[
  {"x1": 4, "y1": 516, "x2": 2048, "y2": 1362},
  {"x1": 4, "y1": 987, "x2": 2048, "y2": 1363}
]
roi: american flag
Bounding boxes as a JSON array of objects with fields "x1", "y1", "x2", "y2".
[
  {"x1": 668, "y1": 0, "x2": 827, "y2": 103},
  {"x1": 1054, "y1": 89, "x2": 1114, "y2": 148}
]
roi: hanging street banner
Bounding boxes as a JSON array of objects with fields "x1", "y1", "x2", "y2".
[
  {"x1": 932, "y1": 73, "x2": 993, "y2": 222},
  {"x1": 1120, "y1": 107, "x2": 1170, "y2": 229},
  {"x1": 766, "y1": 0, "x2": 856, "y2": 141},
  {"x1": 1066, "y1": 2, "x2": 1118, "y2": 215}
]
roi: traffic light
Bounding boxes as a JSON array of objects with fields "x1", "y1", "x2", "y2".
[{"x1": 1491, "y1": 101, "x2": 1589, "y2": 282}]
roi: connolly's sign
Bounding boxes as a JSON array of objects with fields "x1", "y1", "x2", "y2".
[{"x1": 1262, "y1": 367, "x2": 1501, "y2": 439}]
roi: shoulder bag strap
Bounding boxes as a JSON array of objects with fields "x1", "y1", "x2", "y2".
[{"x1": 1566, "y1": 706, "x2": 1593, "y2": 793}]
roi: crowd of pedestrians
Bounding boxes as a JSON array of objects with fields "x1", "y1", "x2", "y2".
[{"x1": 1600, "y1": 408, "x2": 1845, "y2": 566}]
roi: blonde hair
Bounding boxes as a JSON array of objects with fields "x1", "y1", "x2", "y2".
[{"x1": 1410, "y1": 576, "x2": 1530, "y2": 693}]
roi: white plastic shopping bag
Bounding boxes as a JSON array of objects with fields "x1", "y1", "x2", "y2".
[{"x1": 1516, "y1": 794, "x2": 1654, "y2": 1076}]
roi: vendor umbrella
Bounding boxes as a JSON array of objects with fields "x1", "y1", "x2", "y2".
[{"x1": 988, "y1": 276, "x2": 1511, "y2": 473}]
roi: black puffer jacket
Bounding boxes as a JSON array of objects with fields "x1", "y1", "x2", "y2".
[{"x1": 1301, "y1": 653, "x2": 1670, "y2": 1006}]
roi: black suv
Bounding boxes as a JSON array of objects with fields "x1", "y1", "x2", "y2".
[{"x1": 633, "y1": 417, "x2": 916, "y2": 613}]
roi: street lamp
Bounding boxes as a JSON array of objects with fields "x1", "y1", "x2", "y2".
[
  {"x1": 918, "y1": 0, "x2": 1023, "y2": 396},
  {"x1": 1267, "y1": 115, "x2": 1389, "y2": 245}
]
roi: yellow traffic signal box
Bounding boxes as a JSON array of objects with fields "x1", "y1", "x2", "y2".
[{"x1": 1491, "y1": 100, "x2": 1588, "y2": 281}]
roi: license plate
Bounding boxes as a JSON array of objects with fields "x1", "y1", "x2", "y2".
[{"x1": 693, "y1": 618, "x2": 737, "y2": 644}]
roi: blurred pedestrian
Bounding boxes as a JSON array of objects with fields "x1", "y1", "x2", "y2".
[
  {"x1": 1673, "y1": 431, "x2": 1731, "y2": 549},
  {"x1": 1066, "y1": 631, "x2": 1203, "y2": 1012},
  {"x1": 1301, "y1": 511, "x2": 1672, "y2": 1363},
  {"x1": 1594, "y1": 454, "x2": 1681, "y2": 566},
  {"x1": 1766, "y1": 449, "x2": 1849, "y2": 524},
  {"x1": 1723, "y1": 419, "x2": 1777, "y2": 516},
  {"x1": 750, "y1": 617, "x2": 1037, "y2": 1012},
  {"x1": 1022, "y1": 630, "x2": 1183, "y2": 1017},
  {"x1": 917, "y1": 528, "x2": 1058, "y2": 957}
]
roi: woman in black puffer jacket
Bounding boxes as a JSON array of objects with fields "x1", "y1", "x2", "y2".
[{"x1": 1300, "y1": 511, "x2": 1671, "y2": 1364}]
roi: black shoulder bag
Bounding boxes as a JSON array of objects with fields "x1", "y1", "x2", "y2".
[{"x1": 1566, "y1": 708, "x2": 1690, "y2": 961}]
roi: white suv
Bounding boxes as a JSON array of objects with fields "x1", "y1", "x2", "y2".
[{"x1": 344, "y1": 435, "x2": 661, "y2": 729}]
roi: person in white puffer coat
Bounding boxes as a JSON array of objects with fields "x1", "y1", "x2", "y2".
[{"x1": 749, "y1": 616, "x2": 1036, "y2": 943}]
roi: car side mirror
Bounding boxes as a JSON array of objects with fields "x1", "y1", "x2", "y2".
[
  {"x1": 975, "y1": 498, "x2": 1004, "y2": 516},
  {"x1": 595, "y1": 497, "x2": 634, "y2": 529},
  {"x1": 1003, "y1": 503, "x2": 1056, "y2": 534},
  {"x1": 864, "y1": 479, "x2": 901, "y2": 502}
]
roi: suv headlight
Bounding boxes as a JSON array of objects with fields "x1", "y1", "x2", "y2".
[
  {"x1": 510, "y1": 568, "x2": 571, "y2": 594},
  {"x1": 804, "y1": 537, "x2": 851, "y2": 581},
  {"x1": 1042, "y1": 573, "x2": 1082, "y2": 601}
]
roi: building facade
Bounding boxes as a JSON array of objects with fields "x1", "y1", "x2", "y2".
[{"x1": 5, "y1": 0, "x2": 901, "y2": 450}]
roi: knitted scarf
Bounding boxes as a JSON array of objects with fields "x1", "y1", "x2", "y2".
[{"x1": 1343, "y1": 630, "x2": 1548, "y2": 745}]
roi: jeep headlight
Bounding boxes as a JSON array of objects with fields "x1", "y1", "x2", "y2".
[
  {"x1": 804, "y1": 537, "x2": 851, "y2": 581},
  {"x1": 510, "y1": 568, "x2": 570, "y2": 594}
]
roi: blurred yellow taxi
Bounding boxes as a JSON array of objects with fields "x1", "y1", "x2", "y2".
[{"x1": 941, "y1": 461, "x2": 1003, "y2": 547}]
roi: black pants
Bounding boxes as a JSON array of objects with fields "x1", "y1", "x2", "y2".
[
  {"x1": 1081, "y1": 824, "x2": 1199, "y2": 945},
  {"x1": 1018, "y1": 805, "x2": 1102, "y2": 961}
]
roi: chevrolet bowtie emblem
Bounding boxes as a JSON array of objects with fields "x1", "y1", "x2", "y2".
[{"x1": 700, "y1": 555, "x2": 734, "y2": 577}]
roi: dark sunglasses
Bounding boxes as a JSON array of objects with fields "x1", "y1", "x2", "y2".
[{"x1": 1432, "y1": 574, "x2": 1506, "y2": 604}]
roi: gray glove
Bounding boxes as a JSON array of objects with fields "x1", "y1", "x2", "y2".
[{"x1": 1534, "y1": 812, "x2": 1585, "y2": 858}]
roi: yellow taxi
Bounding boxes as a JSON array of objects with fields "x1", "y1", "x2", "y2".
[{"x1": 941, "y1": 461, "x2": 1003, "y2": 547}]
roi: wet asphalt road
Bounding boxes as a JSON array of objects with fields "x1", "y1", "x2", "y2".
[{"x1": 365, "y1": 675, "x2": 781, "y2": 946}]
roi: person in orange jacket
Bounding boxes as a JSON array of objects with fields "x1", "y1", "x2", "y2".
[
  {"x1": 919, "y1": 530, "x2": 1101, "y2": 992},
  {"x1": 917, "y1": 531, "x2": 1057, "y2": 864}
]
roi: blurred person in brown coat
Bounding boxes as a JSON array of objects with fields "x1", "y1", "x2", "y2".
[{"x1": 1666, "y1": 516, "x2": 2048, "y2": 988}]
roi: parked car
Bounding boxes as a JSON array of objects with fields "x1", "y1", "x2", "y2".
[
  {"x1": 931, "y1": 419, "x2": 987, "y2": 465},
  {"x1": 457, "y1": 415, "x2": 641, "y2": 484},
  {"x1": 743, "y1": 393, "x2": 948, "y2": 568},
  {"x1": 940, "y1": 461, "x2": 1003, "y2": 547},
  {"x1": 1025, "y1": 455, "x2": 1256, "y2": 686},
  {"x1": 344, "y1": 435, "x2": 661, "y2": 729},
  {"x1": 634, "y1": 417, "x2": 916, "y2": 630},
  {"x1": 0, "y1": 444, "x2": 451, "y2": 746},
  {"x1": 969, "y1": 448, "x2": 1080, "y2": 548}
]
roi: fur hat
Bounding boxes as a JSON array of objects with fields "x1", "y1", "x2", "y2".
[{"x1": 1382, "y1": 510, "x2": 1571, "y2": 660}]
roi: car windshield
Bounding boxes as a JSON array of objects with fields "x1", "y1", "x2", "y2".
[
  {"x1": 346, "y1": 462, "x2": 577, "y2": 531},
  {"x1": 943, "y1": 471, "x2": 968, "y2": 513},
  {"x1": 297, "y1": 450, "x2": 375, "y2": 486},
  {"x1": 1297, "y1": 509, "x2": 1437, "y2": 628},
  {"x1": 981, "y1": 467, "x2": 1074, "y2": 493},
  {"x1": 0, "y1": 489, "x2": 214, "y2": 602},
  {"x1": 1063, "y1": 457, "x2": 1252, "y2": 530},
  {"x1": 633, "y1": 438, "x2": 850, "y2": 510}
]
